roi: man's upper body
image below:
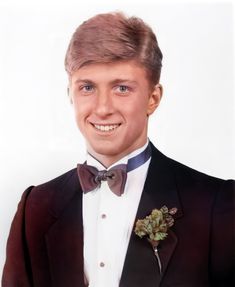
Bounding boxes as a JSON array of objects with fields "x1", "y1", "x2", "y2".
[
  {"x1": 2, "y1": 11, "x2": 235, "y2": 287},
  {"x1": 2, "y1": 142, "x2": 235, "y2": 287}
]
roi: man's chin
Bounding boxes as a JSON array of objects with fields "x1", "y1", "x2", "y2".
[
  {"x1": 87, "y1": 142, "x2": 127, "y2": 159},
  {"x1": 89, "y1": 146, "x2": 120, "y2": 157}
]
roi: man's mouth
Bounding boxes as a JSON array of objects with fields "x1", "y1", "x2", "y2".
[{"x1": 93, "y1": 124, "x2": 120, "y2": 132}]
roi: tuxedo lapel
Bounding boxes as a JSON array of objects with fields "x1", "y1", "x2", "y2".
[
  {"x1": 120, "y1": 144, "x2": 183, "y2": 287},
  {"x1": 44, "y1": 170, "x2": 87, "y2": 287}
]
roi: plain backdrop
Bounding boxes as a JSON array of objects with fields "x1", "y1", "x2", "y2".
[{"x1": 0, "y1": 0, "x2": 234, "y2": 277}]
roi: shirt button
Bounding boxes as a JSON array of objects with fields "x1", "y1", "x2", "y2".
[
  {"x1": 101, "y1": 214, "x2": 106, "y2": 219},
  {"x1": 100, "y1": 262, "x2": 105, "y2": 267}
]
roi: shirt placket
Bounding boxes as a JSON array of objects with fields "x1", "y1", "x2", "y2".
[{"x1": 96, "y1": 181, "x2": 113, "y2": 286}]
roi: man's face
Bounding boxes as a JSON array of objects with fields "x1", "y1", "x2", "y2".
[{"x1": 69, "y1": 60, "x2": 162, "y2": 166}]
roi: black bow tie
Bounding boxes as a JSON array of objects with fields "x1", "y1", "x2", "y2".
[{"x1": 77, "y1": 164, "x2": 127, "y2": 196}]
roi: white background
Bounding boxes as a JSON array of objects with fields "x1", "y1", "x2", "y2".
[{"x1": 0, "y1": 0, "x2": 234, "y2": 277}]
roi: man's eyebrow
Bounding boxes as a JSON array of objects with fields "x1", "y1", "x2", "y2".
[
  {"x1": 109, "y1": 79, "x2": 138, "y2": 85},
  {"x1": 74, "y1": 79, "x2": 94, "y2": 85}
]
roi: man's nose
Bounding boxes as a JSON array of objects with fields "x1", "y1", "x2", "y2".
[{"x1": 94, "y1": 91, "x2": 114, "y2": 117}]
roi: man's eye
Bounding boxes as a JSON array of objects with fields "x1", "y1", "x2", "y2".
[
  {"x1": 117, "y1": 85, "x2": 129, "y2": 93},
  {"x1": 81, "y1": 85, "x2": 94, "y2": 92}
]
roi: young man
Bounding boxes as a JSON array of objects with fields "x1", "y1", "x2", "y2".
[{"x1": 2, "y1": 12, "x2": 234, "y2": 287}]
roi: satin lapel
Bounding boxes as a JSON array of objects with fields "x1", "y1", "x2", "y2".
[
  {"x1": 44, "y1": 170, "x2": 87, "y2": 287},
  {"x1": 120, "y1": 144, "x2": 183, "y2": 287}
]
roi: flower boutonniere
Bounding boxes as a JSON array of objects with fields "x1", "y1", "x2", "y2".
[{"x1": 134, "y1": 206, "x2": 177, "y2": 274}]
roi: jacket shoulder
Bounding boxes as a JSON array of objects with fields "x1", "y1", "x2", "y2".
[
  {"x1": 150, "y1": 143, "x2": 234, "y2": 192},
  {"x1": 30, "y1": 168, "x2": 78, "y2": 195},
  {"x1": 168, "y1": 157, "x2": 223, "y2": 183},
  {"x1": 25, "y1": 168, "x2": 80, "y2": 219},
  {"x1": 168, "y1": 156, "x2": 234, "y2": 189}
]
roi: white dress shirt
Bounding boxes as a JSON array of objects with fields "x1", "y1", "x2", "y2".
[{"x1": 82, "y1": 142, "x2": 151, "y2": 287}]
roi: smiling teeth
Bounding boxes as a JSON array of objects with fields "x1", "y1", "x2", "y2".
[{"x1": 94, "y1": 124, "x2": 119, "y2": 132}]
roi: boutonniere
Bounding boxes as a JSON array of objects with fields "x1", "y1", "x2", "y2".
[{"x1": 134, "y1": 206, "x2": 177, "y2": 274}]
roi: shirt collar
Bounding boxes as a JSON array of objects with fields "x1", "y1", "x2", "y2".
[{"x1": 86, "y1": 139, "x2": 149, "y2": 171}]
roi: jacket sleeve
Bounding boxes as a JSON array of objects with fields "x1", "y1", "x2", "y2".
[
  {"x1": 210, "y1": 179, "x2": 235, "y2": 286},
  {"x1": 2, "y1": 186, "x2": 34, "y2": 287}
]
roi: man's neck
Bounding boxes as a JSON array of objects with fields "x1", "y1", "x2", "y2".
[{"x1": 87, "y1": 141, "x2": 149, "y2": 168}]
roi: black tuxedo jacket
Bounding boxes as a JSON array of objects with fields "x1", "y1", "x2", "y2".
[{"x1": 2, "y1": 143, "x2": 235, "y2": 287}]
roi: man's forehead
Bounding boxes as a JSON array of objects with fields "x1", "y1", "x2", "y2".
[{"x1": 70, "y1": 60, "x2": 149, "y2": 85}]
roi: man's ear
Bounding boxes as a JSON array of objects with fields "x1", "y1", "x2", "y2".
[
  {"x1": 147, "y1": 83, "x2": 163, "y2": 116},
  {"x1": 67, "y1": 86, "x2": 73, "y2": 104}
]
